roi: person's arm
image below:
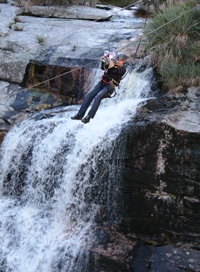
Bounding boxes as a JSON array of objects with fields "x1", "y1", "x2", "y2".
[
  {"x1": 108, "y1": 59, "x2": 115, "y2": 69},
  {"x1": 102, "y1": 51, "x2": 116, "y2": 70}
]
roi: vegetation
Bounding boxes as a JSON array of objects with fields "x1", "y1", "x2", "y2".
[
  {"x1": 98, "y1": 0, "x2": 134, "y2": 7},
  {"x1": 144, "y1": 1, "x2": 200, "y2": 90},
  {"x1": 14, "y1": 16, "x2": 21, "y2": 23},
  {"x1": 8, "y1": 18, "x2": 23, "y2": 31},
  {"x1": 11, "y1": 0, "x2": 200, "y2": 90},
  {"x1": 13, "y1": 25, "x2": 24, "y2": 31},
  {"x1": 36, "y1": 35, "x2": 46, "y2": 45}
]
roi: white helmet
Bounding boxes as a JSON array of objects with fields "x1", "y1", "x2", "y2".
[{"x1": 116, "y1": 52, "x2": 128, "y2": 61}]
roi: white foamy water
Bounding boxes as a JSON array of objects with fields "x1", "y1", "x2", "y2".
[{"x1": 0, "y1": 66, "x2": 154, "y2": 272}]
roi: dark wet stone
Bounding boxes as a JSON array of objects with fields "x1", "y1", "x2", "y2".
[{"x1": 94, "y1": 227, "x2": 110, "y2": 245}]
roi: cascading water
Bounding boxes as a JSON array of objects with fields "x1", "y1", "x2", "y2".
[{"x1": 0, "y1": 65, "x2": 155, "y2": 271}]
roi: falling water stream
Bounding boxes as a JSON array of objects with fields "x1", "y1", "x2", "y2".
[{"x1": 0, "y1": 65, "x2": 154, "y2": 271}]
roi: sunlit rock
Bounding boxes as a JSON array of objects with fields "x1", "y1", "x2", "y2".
[{"x1": 17, "y1": 5, "x2": 112, "y2": 21}]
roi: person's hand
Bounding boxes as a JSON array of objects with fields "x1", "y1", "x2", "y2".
[
  {"x1": 103, "y1": 50, "x2": 116, "y2": 67},
  {"x1": 103, "y1": 51, "x2": 116, "y2": 61},
  {"x1": 104, "y1": 50, "x2": 110, "y2": 58},
  {"x1": 109, "y1": 52, "x2": 116, "y2": 60}
]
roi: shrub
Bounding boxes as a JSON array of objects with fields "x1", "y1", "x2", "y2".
[
  {"x1": 144, "y1": 1, "x2": 200, "y2": 89},
  {"x1": 36, "y1": 35, "x2": 46, "y2": 45}
]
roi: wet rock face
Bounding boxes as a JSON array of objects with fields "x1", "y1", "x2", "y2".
[
  {"x1": 88, "y1": 87, "x2": 200, "y2": 248},
  {"x1": 130, "y1": 243, "x2": 200, "y2": 272},
  {"x1": 85, "y1": 88, "x2": 200, "y2": 271},
  {"x1": 120, "y1": 121, "x2": 200, "y2": 243},
  {"x1": 22, "y1": 59, "x2": 92, "y2": 104},
  {"x1": 108, "y1": 87, "x2": 200, "y2": 245}
]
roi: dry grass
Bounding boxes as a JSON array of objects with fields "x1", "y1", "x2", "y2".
[{"x1": 144, "y1": 1, "x2": 200, "y2": 90}]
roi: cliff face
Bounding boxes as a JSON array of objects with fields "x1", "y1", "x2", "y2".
[
  {"x1": 122, "y1": 118, "x2": 200, "y2": 243},
  {"x1": 118, "y1": 87, "x2": 200, "y2": 244},
  {"x1": 126, "y1": 90, "x2": 200, "y2": 272},
  {"x1": 87, "y1": 87, "x2": 200, "y2": 271},
  {"x1": 1, "y1": 3, "x2": 200, "y2": 271}
]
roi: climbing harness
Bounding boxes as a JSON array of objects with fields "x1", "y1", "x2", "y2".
[
  {"x1": 102, "y1": 76, "x2": 119, "y2": 87},
  {"x1": 101, "y1": 78, "x2": 116, "y2": 98},
  {"x1": 101, "y1": 78, "x2": 110, "y2": 85}
]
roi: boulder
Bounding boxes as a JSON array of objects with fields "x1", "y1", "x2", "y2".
[
  {"x1": 85, "y1": 86, "x2": 200, "y2": 271},
  {"x1": 114, "y1": 86, "x2": 200, "y2": 244},
  {"x1": 17, "y1": 5, "x2": 112, "y2": 21}
]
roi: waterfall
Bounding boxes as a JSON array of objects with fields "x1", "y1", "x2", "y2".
[{"x1": 0, "y1": 65, "x2": 154, "y2": 272}]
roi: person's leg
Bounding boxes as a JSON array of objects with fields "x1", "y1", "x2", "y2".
[
  {"x1": 71, "y1": 82, "x2": 102, "y2": 120},
  {"x1": 78, "y1": 82, "x2": 102, "y2": 117},
  {"x1": 87, "y1": 84, "x2": 114, "y2": 118}
]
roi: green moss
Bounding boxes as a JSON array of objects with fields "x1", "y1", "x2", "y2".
[{"x1": 169, "y1": 194, "x2": 176, "y2": 199}]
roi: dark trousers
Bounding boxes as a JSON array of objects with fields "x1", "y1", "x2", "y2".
[{"x1": 78, "y1": 81, "x2": 114, "y2": 118}]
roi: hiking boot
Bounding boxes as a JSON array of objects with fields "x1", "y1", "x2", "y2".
[
  {"x1": 71, "y1": 113, "x2": 82, "y2": 120},
  {"x1": 81, "y1": 115, "x2": 90, "y2": 124}
]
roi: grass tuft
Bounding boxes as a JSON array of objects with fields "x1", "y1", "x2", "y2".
[
  {"x1": 36, "y1": 35, "x2": 46, "y2": 45},
  {"x1": 14, "y1": 25, "x2": 24, "y2": 31},
  {"x1": 144, "y1": 1, "x2": 200, "y2": 89}
]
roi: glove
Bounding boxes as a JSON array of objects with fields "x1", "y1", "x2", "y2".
[
  {"x1": 103, "y1": 50, "x2": 116, "y2": 63},
  {"x1": 104, "y1": 50, "x2": 110, "y2": 58},
  {"x1": 109, "y1": 51, "x2": 116, "y2": 60}
]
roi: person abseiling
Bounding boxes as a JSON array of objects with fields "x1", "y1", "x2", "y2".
[{"x1": 71, "y1": 51, "x2": 128, "y2": 124}]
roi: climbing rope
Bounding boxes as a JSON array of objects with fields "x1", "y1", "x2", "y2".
[
  {"x1": 0, "y1": 58, "x2": 100, "y2": 102},
  {"x1": 0, "y1": 2, "x2": 197, "y2": 104},
  {"x1": 0, "y1": 0, "x2": 143, "y2": 103}
]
